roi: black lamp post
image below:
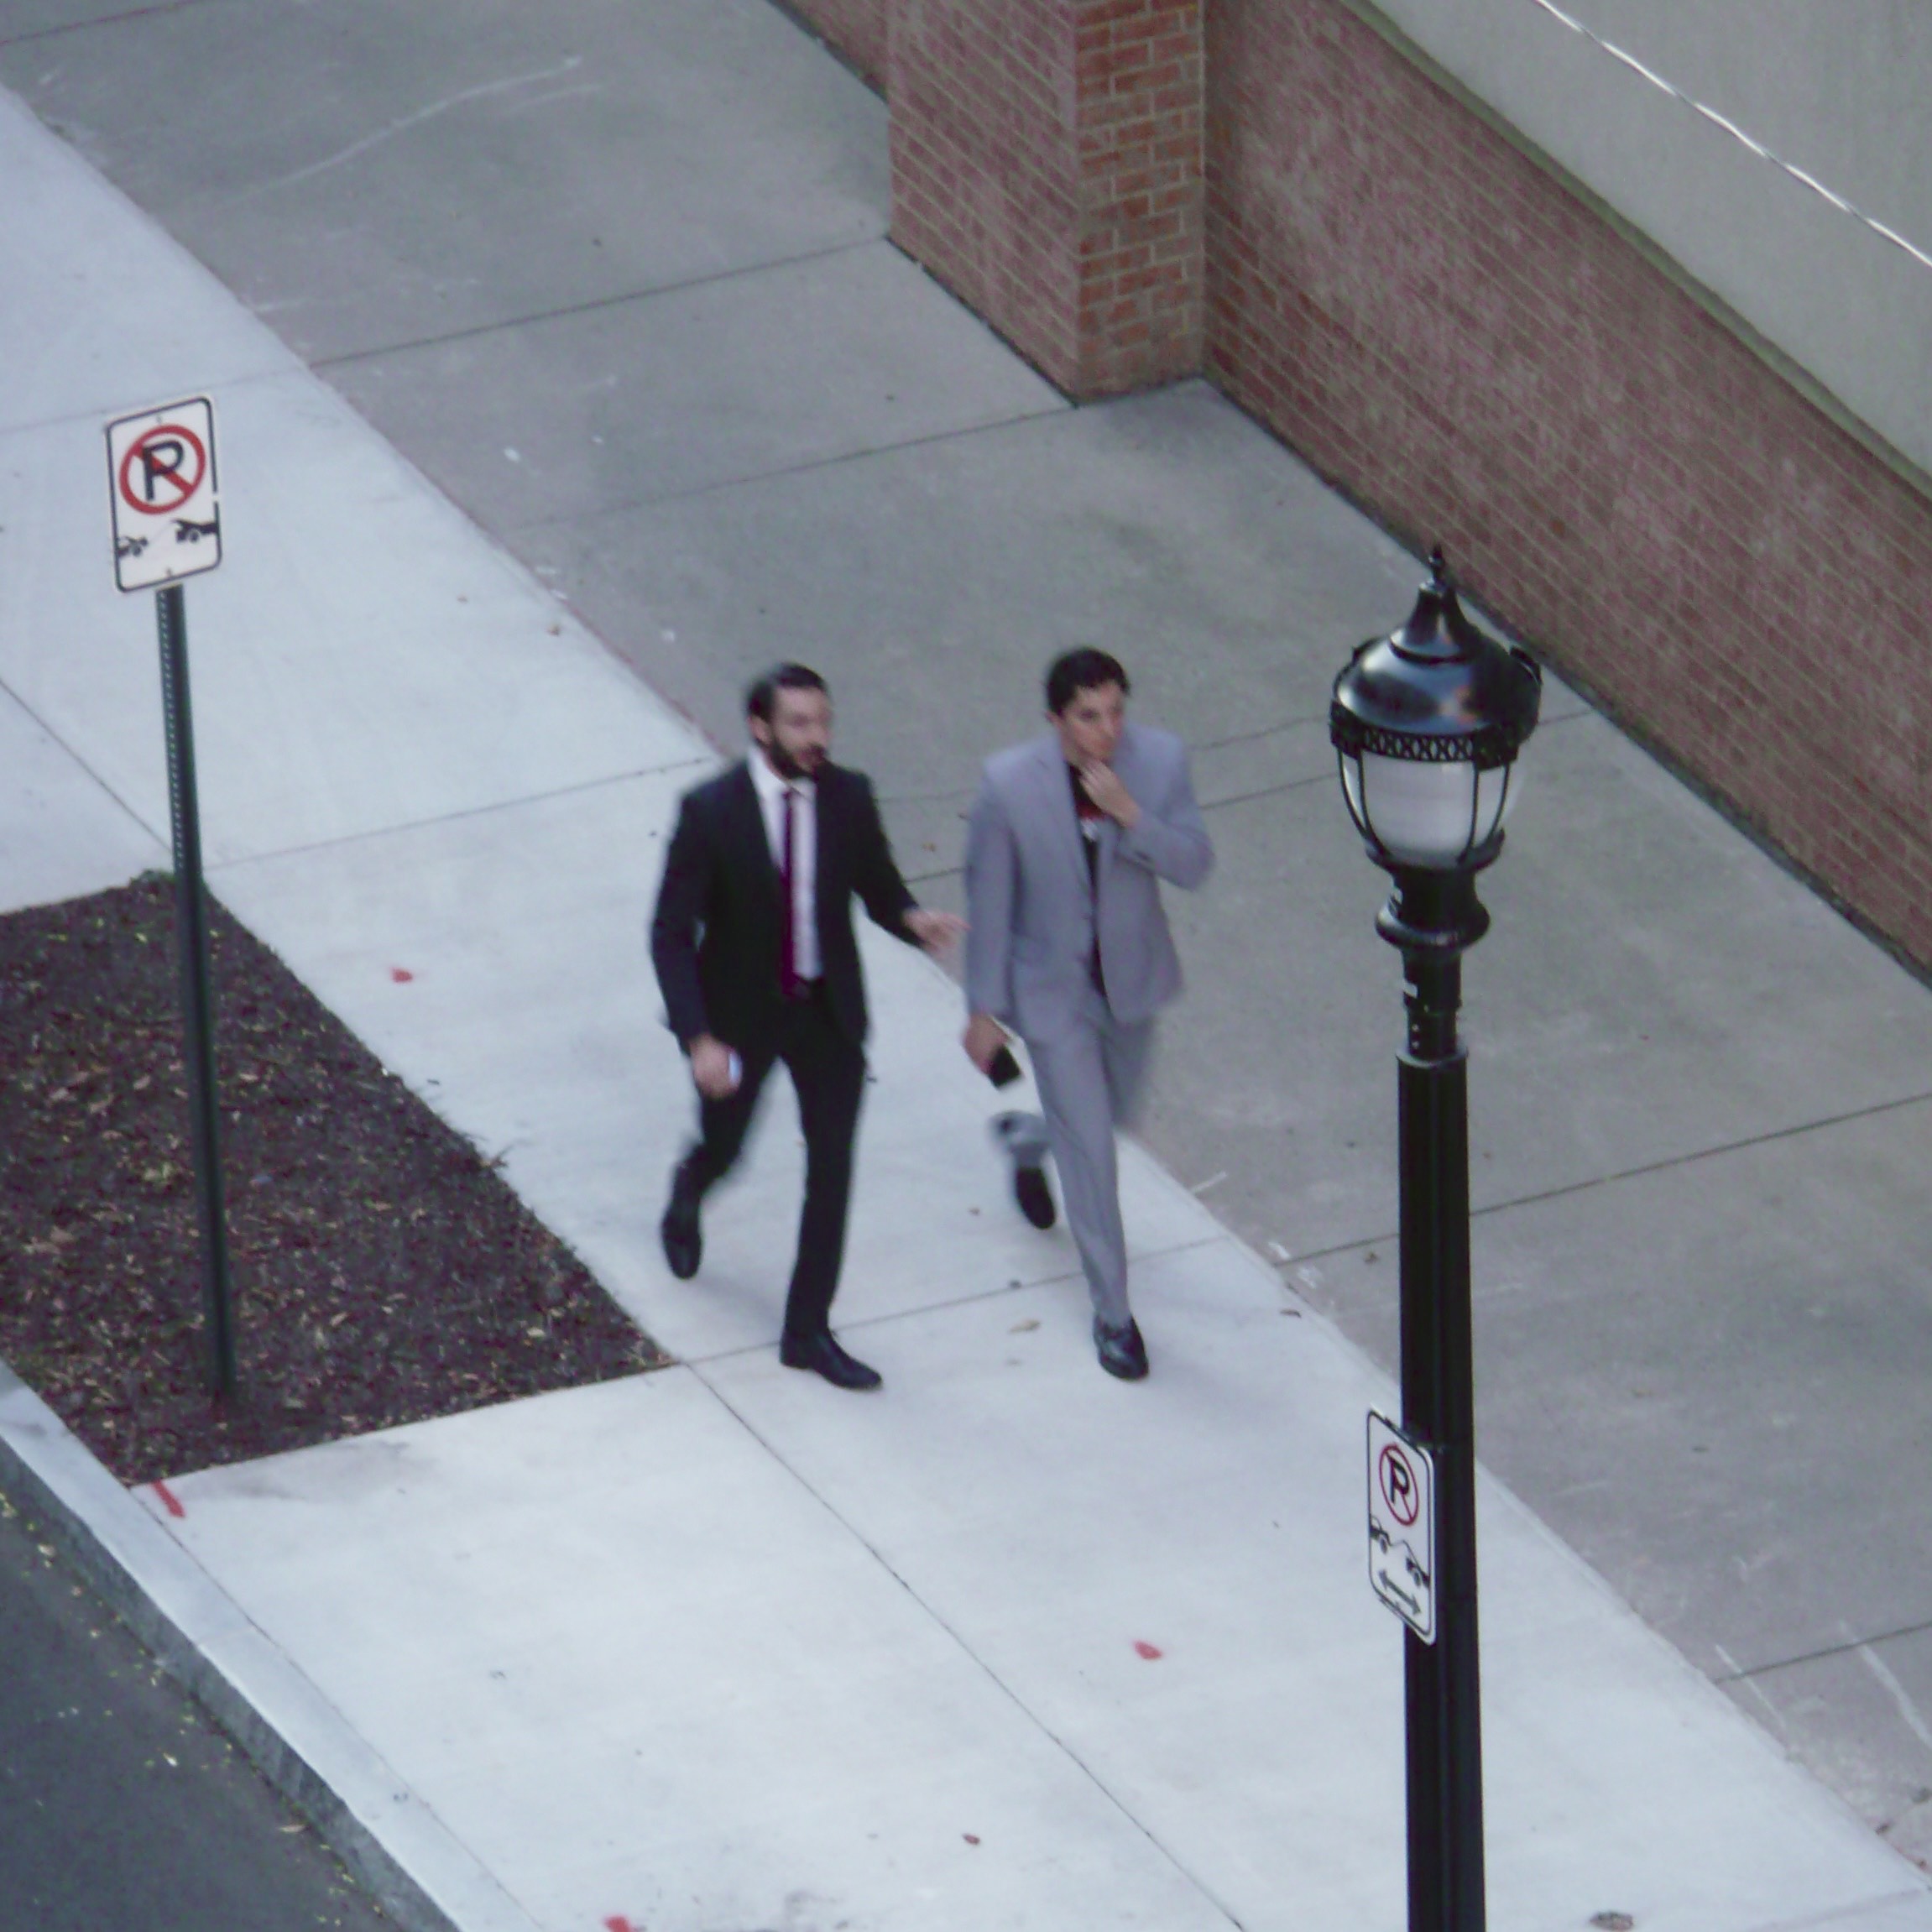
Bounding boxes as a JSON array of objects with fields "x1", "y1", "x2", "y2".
[{"x1": 1330, "y1": 547, "x2": 1540, "y2": 1932}]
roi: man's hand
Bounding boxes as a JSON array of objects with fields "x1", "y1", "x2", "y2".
[
  {"x1": 905, "y1": 907, "x2": 967, "y2": 955},
  {"x1": 1078, "y1": 758, "x2": 1140, "y2": 830},
  {"x1": 963, "y1": 1010, "x2": 1010, "y2": 1075},
  {"x1": 687, "y1": 1033, "x2": 739, "y2": 1100}
]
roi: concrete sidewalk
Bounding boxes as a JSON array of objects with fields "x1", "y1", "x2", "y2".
[{"x1": 3, "y1": 4, "x2": 1932, "y2": 1929}]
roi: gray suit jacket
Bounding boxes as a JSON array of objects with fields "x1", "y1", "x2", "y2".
[{"x1": 963, "y1": 723, "x2": 1213, "y2": 1045}]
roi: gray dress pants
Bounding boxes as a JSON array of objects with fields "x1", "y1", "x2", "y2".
[{"x1": 1015, "y1": 993, "x2": 1155, "y2": 1329}]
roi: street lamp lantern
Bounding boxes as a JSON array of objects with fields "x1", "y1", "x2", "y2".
[
  {"x1": 1332, "y1": 545, "x2": 1541, "y2": 878},
  {"x1": 1331, "y1": 546, "x2": 1538, "y2": 1932}
]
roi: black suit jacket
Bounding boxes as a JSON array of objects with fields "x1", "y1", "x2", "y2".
[{"x1": 650, "y1": 759, "x2": 919, "y2": 1052}]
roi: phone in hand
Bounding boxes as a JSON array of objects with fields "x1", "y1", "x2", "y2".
[{"x1": 986, "y1": 1045, "x2": 1021, "y2": 1089}]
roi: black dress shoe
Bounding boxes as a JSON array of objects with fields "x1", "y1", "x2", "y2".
[
  {"x1": 1094, "y1": 1316, "x2": 1149, "y2": 1381},
  {"x1": 660, "y1": 1172, "x2": 702, "y2": 1280},
  {"x1": 780, "y1": 1329, "x2": 883, "y2": 1391},
  {"x1": 1013, "y1": 1162, "x2": 1057, "y2": 1230}
]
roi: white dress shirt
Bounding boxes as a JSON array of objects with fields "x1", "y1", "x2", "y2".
[{"x1": 749, "y1": 744, "x2": 821, "y2": 981}]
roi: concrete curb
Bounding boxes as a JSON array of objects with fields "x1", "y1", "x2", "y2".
[{"x1": 0, "y1": 1358, "x2": 545, "y2": 1932}]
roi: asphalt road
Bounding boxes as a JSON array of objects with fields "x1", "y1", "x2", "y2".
[{"x1": 0, "y1": 1483, "x2": 391, "y2": 1932}]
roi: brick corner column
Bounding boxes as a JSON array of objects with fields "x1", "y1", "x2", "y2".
[{"x1": 887, "y1": 0, "x2": 1204, "y2": 399}]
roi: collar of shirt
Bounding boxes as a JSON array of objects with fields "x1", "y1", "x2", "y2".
[{"x1": 749, "y1": 743, "x2": 817, "y2": 812}]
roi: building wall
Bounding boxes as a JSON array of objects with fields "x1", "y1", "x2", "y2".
[
  {"x1": 1205, "y1": 0, "x2": 1932, "y2": 963},
  {"x1": 777, "y1": 0, "x2": 1932, "y2": 966},
  {"x1": 1362, "y1": 0, "x2": 1932, "y2": 488},
  {"x1": 786, "y1": 0, "x2": 889, "y2": 87},
  {"x1": 888, "y1": 0, "x2": 1204, "y2": 397}
]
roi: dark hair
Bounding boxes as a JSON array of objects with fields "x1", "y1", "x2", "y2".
[
  {"x1": 746, "y1": 662, "x2": 829, "y2": 723},
  {"x1": 1045, "y1": 647, "x2": 1130, "y2": 715}
]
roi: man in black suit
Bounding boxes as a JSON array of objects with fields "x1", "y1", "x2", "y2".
[{"x1": 650, "y1": 664, "x2": 962, "y2": 1390}]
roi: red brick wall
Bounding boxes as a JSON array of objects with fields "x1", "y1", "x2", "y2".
[
  {"x1": 1205, "y1": 0, "x2": 1932, "y2": 963},
  {"x1": 785, "y1": 0, "x2": 1932, "y2": 963},
  {"x1": 888, "y1": 0, "x2": 1204, "y2": 396},
  {"x1": 783, "y1": 0, "x2": 890, "y2": 90}
]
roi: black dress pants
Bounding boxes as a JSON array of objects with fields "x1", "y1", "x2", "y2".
[{"x1": 677, "y1": 987, "x2": 866, "y2": 1339}]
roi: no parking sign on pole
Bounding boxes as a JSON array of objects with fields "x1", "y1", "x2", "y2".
[
  {"x1": 1368, "y1": 1410, "x2": 1436, "y2": 1642},
  {"x1": 106, "y1": 394, "x2": 236, "y2": 1399},
  {"x1": 107, "y1": 396, "x2": 222, "y2": 591}
]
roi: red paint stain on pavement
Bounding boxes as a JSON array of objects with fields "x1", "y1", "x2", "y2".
[
  {"x1": 603, "y1": 1918, "x2": 634, "y2": 1932},
  {"x1": 963, "y1": 1833, "x2": 981, "y2": 1846},
  {"x1": 153, "y1": 1481, "x2": 185, "y2": 1518},
  {"x1": 390, "y1": 967, "x2": 415, "y2": 983},
  {"x1": 1134, "y1": 1640, "x2": 1162, "y2": 1659}
]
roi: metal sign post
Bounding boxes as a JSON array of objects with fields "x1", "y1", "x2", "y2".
[{"x1": 106, "y1": 396, "x2": 235, "y2": 1399}]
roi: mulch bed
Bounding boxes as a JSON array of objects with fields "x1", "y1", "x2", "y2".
[{"x1": 0, "y1": 877, "x2": 666, "y2": 1487}]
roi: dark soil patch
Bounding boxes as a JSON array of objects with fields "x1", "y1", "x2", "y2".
[{"x1": 0, "y1": 877, "x2": 666, "y2": 1486}]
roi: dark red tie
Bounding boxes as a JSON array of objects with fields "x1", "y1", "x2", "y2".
[{"x1": 779, "y1": 786, "x2": 799, "y2": 998}]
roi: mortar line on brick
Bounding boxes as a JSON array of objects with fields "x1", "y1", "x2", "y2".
[{"x1": 308, "y1": 238, "x2": 887, "y2": 372}]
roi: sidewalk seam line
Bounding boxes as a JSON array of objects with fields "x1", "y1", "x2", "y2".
[
  {"x1": 0, "y1": 671, "x2": 168, "y2": 854},
  {"x1": 307, "y1": 237, "x2": 888, "y2": 370},
  {"x1": 1282, "y1": 1084, "x2": 1932, "y2": 1269},
  {"x1": 676, "y1": 1234, "x2": 1225, "y2": 1365},
  {"x1": 1717, "y1": 1616, "x2": 1932, "y2": 1684},
  {"x1": 502, "y1": 399, "x2": 1073, "y2": 535},
  {"x1": 0, "y1": 0, "x2": 208, "y2": 49},
  {"x1": 205, "y1": 757, "x2": 713, "y2": 873},
  {"x1": 685, "y1": 1366, "x2": 1249, "y2": 1930}
]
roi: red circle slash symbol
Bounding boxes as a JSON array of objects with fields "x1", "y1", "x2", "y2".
[
  {"x1": 119, "y1": 423, "x2": 207, "y2": 516},
  {"x1": 1379, "y1": 1444, "x2": 1420, "y2": 1527}
]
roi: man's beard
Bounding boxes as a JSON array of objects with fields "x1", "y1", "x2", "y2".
[{"x1": 767, "y1": 739, "x2": 822, "y2": 781}]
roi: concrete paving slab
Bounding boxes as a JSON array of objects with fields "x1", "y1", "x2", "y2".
[
  {"x1": 1146, "y1": 699, "x2": 1932, "y2": 1263},
  {"x1": 154, "y1": 1370, "x2": 1240, "y2": 1932},
  {"x1": 147, "y1": 1243, "x2": 1932, "y2": 1932},
  {"x1": 1721, "y1": 1625, "x2": 1932, "y2": 1872},
  {"x1": 705, "y1": 1236, "x2": 1932, "y2": 1932},
  {"x1": 0, "y1": 0, "x2": 890, "y2": 365},
  {"x1": 325, "y1": 240, "x2": 1065, "y2": 532},
  {"x1": 514, "y1": 383, "x2": 1448, "y2": 775},
  {"x1": 0, "y1": 373, "x2": 696, "y2": 865},
  {"x1": 0, "y1": 90, "x2": 291, "y2": 433},
  {"x1": 212, "y1": 769, "x2": 1223, "y2": 1366},
  {"x1": 1293, "y1": 1099, "x2": 1932, "y2": 1706},
  {"x1": 0, "y1": 682, "x2": 163, "y2": 913}
]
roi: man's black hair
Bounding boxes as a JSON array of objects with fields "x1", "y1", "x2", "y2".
[
  {"x1": 746, "y1": 662, "x2": 830, "y2": 722},
  {"x1": 1045, "y1": 646, "x2": 1130, "y2": 715}
]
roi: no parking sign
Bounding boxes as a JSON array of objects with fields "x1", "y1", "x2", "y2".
[
  {"x1": 1368, "y1": 1410, "x2": 1436, "y2": 1642},
  {"x1": 106, "y1": 396, "x2": 221, "y2": 591}
]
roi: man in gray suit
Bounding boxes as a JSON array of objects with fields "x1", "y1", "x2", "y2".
[{"x1": 962, "y1": 648, "x2": 1214, "y2": 1379}]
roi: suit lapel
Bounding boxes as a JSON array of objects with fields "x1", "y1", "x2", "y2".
[
  {"x1": 1031, "y1": 737, "x2": 1089, "y2": 893},
  {"x1": 724, "y1": 761, "x2": 781, "y2": 899}
]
